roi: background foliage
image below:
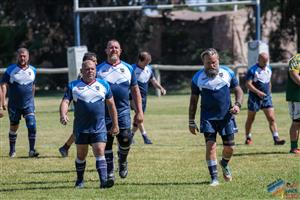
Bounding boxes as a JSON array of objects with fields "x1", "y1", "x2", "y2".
[{"x1": 0, "y1": 0, "x2": 299, "y2": 91}]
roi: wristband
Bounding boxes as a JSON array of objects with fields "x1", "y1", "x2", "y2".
[{"x1": 234, "y1": 102, "x2": 241, "y2": 108}]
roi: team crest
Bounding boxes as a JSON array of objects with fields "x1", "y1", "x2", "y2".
[
  {"x1": 95, "y1": 86, "x2": 100, "y2": 91},
  {"x1": 28, "y1": 72, "x2": 31, "y2": 76},
  {"x1": 120, "y1": 68, "x2": 125, "y2": 73},
  {"x1": 219, "y1": 73, "x2": 223, "y2": 77}
]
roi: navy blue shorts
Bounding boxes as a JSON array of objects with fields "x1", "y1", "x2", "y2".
[
  {"x1": 200, "y1": 116, "x2": 238, "y2": 136},
  {"x1": 141, "y1": 97, "x2": 147, "y2": 113},
  {"x1": 106, "y1": 114, "x2": 131, "y2": 129},
  {"x1": 248, "y1": 94, "x2": 273, "y2": 112},
  {"x1": 75, "y1": 132, "x2": 107, "y2": 145},
  {"x1": 130, "y1": 95, "x2": 147, "y2": 113},
  {"x1": 8, "y1": 106, "x2": 35, "y2": 125}
]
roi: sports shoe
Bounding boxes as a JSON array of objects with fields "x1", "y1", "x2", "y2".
[
  {"x1": 210, "y1": 179, "x2": 219, "y2": 186},
  {"x1": 290, "y1": 148, "x2": 300, "y2": 154},
  {"x1": 106, "y1": 173, "x2": 115, "y2": 186},
  {"x1": 219, "y1": 161, "x2": 232, "y2": 182},
  {"x1": 29, "y1": 150, "x2": 39, "y2": 158},
  {"x1": 142, "y1": 135, "x2": 153, "y2": 144},
  {"x1": 75, "y1": 180, "x2": 84, "y2": 188},
  {"x1": 9, "y1": 151, "x2": 16, "y2": 158},
  {"x1": 119, "y1": 161, "x2": 128, "y2": 178},
  {"x1": 59, "y1": 146, "x2": 68, "y2": 157},
  {"x1": 274, "y1": 139, "x2": 285, "y2": 145},
  {"x1": 100, "y1": 179, "x2": 114, "y2": 189},
  {"x1": 245, "y1": 138, "x2": 253, "y2": 145}
]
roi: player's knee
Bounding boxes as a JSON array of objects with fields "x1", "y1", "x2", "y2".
[
  {"x1": 10, "y1": 121, "x2": 19, "y2": 127},
  {"x1": 223, "y1": 145, "x2": 235, "y2": 153},
  {"x1": 25, "y1": 114, "x2": 36, "y2": 130},
  {"x1": 223, "y1": 140, "x2": 235, "y2": 148},
  {"x1": 118, "y1": 128, "x2": 133, "y2": 147},
  {"x1": 204, "y1": 132, "x2": 217, "y2": 144}
]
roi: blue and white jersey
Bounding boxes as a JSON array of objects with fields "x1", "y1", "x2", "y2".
[
  {"x1": 132, "y1": 64, "x2": 155, "y2": 98},
  {"x1": 246, "y1": 63, "x2": 272, "y2": 96},
  {"x1": 191, "y1": 66, "x2": 238, "y2": 120},
  {"x1": 1, "y1": 64, "x2": 36, "y2": 109},
  {"x1": 96, "y1": 61, "x2": 137, "y2": 121},
  {"x1": 63, "y1": 78, "x2": 112, "y2": 134}
]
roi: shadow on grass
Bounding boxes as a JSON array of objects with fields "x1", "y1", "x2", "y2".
[
  {"x1": 117, "y1": 181, "x2": 210, "y2": 186},
  {"x1": 234, "y1": 151, "x2": 288, "y2": 157},
  {"x1": 28, "y1": 169, "x2": 95, "y2": 174},
  {"x1": 0, "y1": 180, "x2": 210, "y2": 192},
  {"x1": 0, "y1": 185, "x2": 73, "y2": 192},
  {"x1": 17, "y1": 155, "x2": 64, "y2": 159}
]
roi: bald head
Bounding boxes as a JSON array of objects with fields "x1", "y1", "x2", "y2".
[
  {"x1": 137, "y1": 51, "x2": 152, "y2": 68},
  {"x1": 258, "y1": 52, "x2": 269, "y2": 68}
]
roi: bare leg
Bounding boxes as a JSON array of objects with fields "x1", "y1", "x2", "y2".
[
  {"x1": 245, "y1": 110, "x2": 256, "y2": 144},
  {"x1": 263, "y1": 108, "x2": 285, "y2": 145}
]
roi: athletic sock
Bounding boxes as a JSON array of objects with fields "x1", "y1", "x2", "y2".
[
  {"x1": 28, "y1": 128, "x2": 36, "y2": 151},
  {"x1": 291, "y1": 141, "x2": 298, "y2": 149},
  {"x1": 142, "y1": 132, "x2": 147, "y2": 136},
  {"x1": 118, "y1": 145, "x2": 130, "y2": 164},
  {"x1": 105, "y1": 151, "x2": 114, "y2": 176},
  {"x1": 63, "y1": 143, "x2": 70, "y2": 150},
  {"x1": 272, "y1": 132, "x2": 279, "y2": 141},
  {"x1": 246, "y1": 133, "x2": 252, "y2": 139},
  {"x1": 220, "y1": 158, "x2": 230, "y2": 167},
  {"x1": 75, "y1": 159, "x2": 86, "y2": 182},
  {"x1": 96, "y1": 156, "x2": 107, "y2": 186},
  {"x1": 207, "y1": 160, "x2": 218, "y2": 181},
  {"x1": 9, "y1": 131, "x2": 17, "y2": 153}
]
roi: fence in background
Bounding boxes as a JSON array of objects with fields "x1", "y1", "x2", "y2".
[{"x1": 0, "y1": 62, "x2": 288, "y2": 95}]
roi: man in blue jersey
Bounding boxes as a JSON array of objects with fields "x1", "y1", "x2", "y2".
[
  {"x1": 131, "y1": 51, "x2": 166, "y2": 144},
  {"x1": 60, "y1": 60, "x2": 119, "y2": 189},
  {"x1": 96, "y1": 39, "x2": 143, "y2": 185},
  {"x1": 58, "y1": 52, "x2": 98, "y2": 157},
  {"x1": 1, "y1": 48, "x2": 39, "y2": 158},
  {"x1": 244, "y1": 52, "x2": 285, "y2": 145},
  {"x1": 188, "y1": 48, "x2": 243, "y2": 186}
]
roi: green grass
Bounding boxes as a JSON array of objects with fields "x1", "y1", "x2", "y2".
[{"x1": 0, "y1": 93, "x2": 299, "y2": 199}]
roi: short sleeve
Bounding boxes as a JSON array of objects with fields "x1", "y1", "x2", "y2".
[{"x1": 63, "y1": 83, "x2": 73, "y2": 101}]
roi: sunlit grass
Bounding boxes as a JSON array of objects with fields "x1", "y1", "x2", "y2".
[{"x1": 0, "y1": 93, "x2": 298, "y2": 199}]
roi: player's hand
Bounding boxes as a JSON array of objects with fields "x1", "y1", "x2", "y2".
[
  {"x1": 0, "y1": 109, "x2": 4, "y2": 118},
  {"x1": 60, "y1": 114, "x2": 69, "y2": 125},
  {"x1": 256, "y1": 91, "x2": 266, "y2": 99},
  {"x1": 2, "y1": 102, "x2": 7, "y2": 110},
  {"x1": 109, "y1": 124, "x2": 119, "y2": 137},
  {"x1": 161, "y1": 88, "x2": 167, "y2": 96},
  {"x1": 230, "y1": 105, "x2": 240, "y2": 115},
  {"x1": 189, "y1": 120, "x2": 199, "y2": 135},
  {"x1": 134, "y1": 112, "x2": 143, "y2": 125}
]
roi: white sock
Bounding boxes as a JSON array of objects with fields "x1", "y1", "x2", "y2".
[
  {"x1": 273, "y1": 132, "x2": 279, "y2": 137},
  {"x1": 142, "y1": 132, "x2": 147, "y2": 136}
]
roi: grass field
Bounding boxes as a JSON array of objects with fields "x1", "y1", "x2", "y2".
[{"x1": 0, "y1": 93, "x2": 299, "y2": 199}]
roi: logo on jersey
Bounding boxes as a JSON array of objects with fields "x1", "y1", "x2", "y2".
[
  {"x1": 120, "y1": 68, "x2": 125, "y2": 73},
  {"x1": 95, "y1": 86, "x2": 100, "y2": 91},
  {"x1": 78, "y1": 87, "x2": 84, "y2": 90},
  {"x1": 28, "y1": 72, "x2": 31, "y2": 76},
  {"x1": 219, "y1": 73, "x2": 223, "y2": 77}
]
